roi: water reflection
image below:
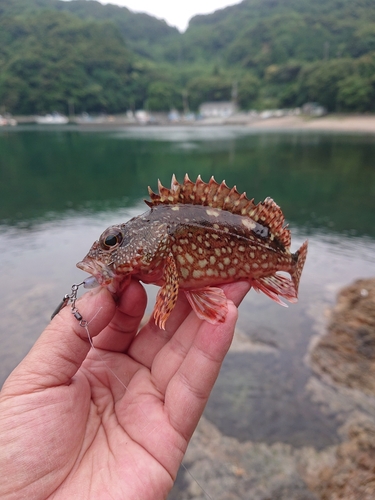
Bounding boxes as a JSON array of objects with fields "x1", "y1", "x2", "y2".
[
  {"x1": 1, "y1": 127, "x2": 375, "y2": 237},
  {"x1": 1, "y1": 126, "x2": 375, "y2": 448}
]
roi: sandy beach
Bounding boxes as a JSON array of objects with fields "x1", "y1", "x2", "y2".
[{"x1": 244, "y1": 114, "x2": 375, "y2": 133}]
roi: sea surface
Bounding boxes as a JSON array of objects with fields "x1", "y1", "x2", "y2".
[{"x1": 1, "y1": 124, "x2": 375, "y2": 449}]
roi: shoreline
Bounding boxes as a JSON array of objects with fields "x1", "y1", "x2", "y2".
[
  {"x1": 5, "y1": 113, "x2": 375, "y2": 134},
  {"x1": 243, "y1": 114, "x2": 375, "y2": 133}
]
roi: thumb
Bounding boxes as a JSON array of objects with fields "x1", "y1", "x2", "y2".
[{"x1": 4, "y1": 287, "x2": 115, "y2": 393}]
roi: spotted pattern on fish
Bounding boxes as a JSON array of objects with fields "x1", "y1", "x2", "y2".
[{"x1": 77, "y1": 175, "x2": 308, "y2": 329}]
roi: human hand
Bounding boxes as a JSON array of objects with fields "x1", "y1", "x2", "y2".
[{"x1": 0, "y1": 279, "x2": 250, "y2": 500}]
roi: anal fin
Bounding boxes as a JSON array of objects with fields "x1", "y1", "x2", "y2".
[
  {"x1": 250, "y1": 273, "x2": 297, "y2": 307},
  {"x1": 184, "y1": 287, "x2": 228, "y2": 324},
  {"x1": 153, "y1": 254, "x2": 179, "y2": 329}
]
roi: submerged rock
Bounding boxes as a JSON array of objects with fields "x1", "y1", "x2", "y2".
[
  {"x1": 170, "y1": 416, "x2": 319, "y2": 500},
  {"x1": 169, "y1": 278, "x2": 375, "y2": 500},
  {"x1": 310, "y1": 278, "x2": 375, "y2": 395},
  {"x1": 304, "y1": 278, "x2": 375, "y2": 499},
  {"x1": 303, "y1": 414, "x2": 375, "y2": 500}
]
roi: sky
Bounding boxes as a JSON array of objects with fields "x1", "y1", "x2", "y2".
[{"x1": 96, "y1": 0, "x2": 242, "y2": 32}]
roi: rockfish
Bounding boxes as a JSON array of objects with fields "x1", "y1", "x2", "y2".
[{"x1": 77, "y1": 175, "x2": 308, "y2": 329}]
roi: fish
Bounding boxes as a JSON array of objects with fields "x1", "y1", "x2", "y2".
[{"x1": 77, "y1": 175, "x2": 308, "y2": 329}]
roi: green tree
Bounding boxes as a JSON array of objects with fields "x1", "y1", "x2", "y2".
[
  {"x1": 350, "y1": 24, "x2": 375, "y2": 57},
  {"x1": 237, "y1": 74, "x2": 261, "y2": 109},
  {"x1": 337, "y1": 75, "x2": 374, "y2": 111},
  {"x1": 297, "y1": 59, "x2": 354, "y2": 111},
  {"x1": 265, "y1": 62, "x2": 302, "y2": 84},
  {"x1": 146, "y1": 81, "x2": 181, "y2": 111},
  {"x1": 0, "y1": 11, "x2": 136, "y2": 114},
  {"x1": 187, "y1": 75, "x2": 232, "y2": 110}
]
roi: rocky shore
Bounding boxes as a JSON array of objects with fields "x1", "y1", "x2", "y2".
[
  {"x1": 169, "y1": 278, "x2": 375, "y2": 500},
  {"x1": 311, "y1": 279, "x2": 375, "y2": 397}
]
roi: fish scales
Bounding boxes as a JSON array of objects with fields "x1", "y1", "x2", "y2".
[{"x1": 77, "y1": 174, "x2": 308, "y2": 329}]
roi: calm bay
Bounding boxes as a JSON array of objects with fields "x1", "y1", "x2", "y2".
[{"x1": 1, "y1": 125, "x2": 375, "y2": 449}]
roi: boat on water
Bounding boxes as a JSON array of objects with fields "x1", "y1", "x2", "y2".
[
  {"x1": 35, "y1": 113, "x2": 69, "y2": 125},
  {"x1": 0, "y1": 115, "x2": 17, "y2": 126}
]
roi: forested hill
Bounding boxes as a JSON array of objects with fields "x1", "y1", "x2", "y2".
[
  {"x1": 0, "y1": 0, "x2": 179, "y2": 59},
  {"x1": 1, "y1": 0, "x2": 375, "y2": 115},
  {"x1": 182, "y1": 0, "x2": 375, "y2": 66}
]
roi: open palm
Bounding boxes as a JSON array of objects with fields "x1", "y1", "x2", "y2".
[{"x1": 0, "y1": 280, "x2": 250, "y2": 500}]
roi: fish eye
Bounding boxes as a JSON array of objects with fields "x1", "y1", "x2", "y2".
[{"x1": 100, "y1": 228, "x2": 123, "y2": 250}]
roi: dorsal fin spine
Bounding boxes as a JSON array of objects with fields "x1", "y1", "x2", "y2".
[{"x1": 147, "y1": 175, "x2": 291, "y2": 248}]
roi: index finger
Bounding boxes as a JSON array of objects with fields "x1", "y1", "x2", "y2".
[{"x1": 93, "y1": 279, "x2": 147, "y2": 352}]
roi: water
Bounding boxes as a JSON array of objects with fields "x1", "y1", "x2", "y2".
[{"x1": 1, "y1": 125, "x2": 375, "y2": 449}]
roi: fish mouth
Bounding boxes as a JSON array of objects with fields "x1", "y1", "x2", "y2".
[{"x1": 76, "y1": 257, "x2": 117, "y2": 293}]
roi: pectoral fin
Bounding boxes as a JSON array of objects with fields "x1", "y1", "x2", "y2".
[
  {"x1": 153, "y1": 254, "x2": 180, "y2": 329},
  {"x1": 184, "y1": 287, "x2": 228, "y2": 324}
]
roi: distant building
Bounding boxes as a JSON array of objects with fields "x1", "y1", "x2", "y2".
[{"x1": 199, "y1": 101, "x2": 238, "y2": 118}]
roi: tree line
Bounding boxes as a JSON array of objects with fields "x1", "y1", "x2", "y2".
[{"x1": 1, "y1": 0, "x2": 375, "y2": 115}]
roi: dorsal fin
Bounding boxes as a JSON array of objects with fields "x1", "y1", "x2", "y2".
[{"x1": 147, "y1": 174, "x2": 291, "y2": 248}]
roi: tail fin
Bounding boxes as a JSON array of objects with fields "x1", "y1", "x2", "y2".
[{"x1": 291, "y1": 240, "x2": 308, "y2": 295}]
